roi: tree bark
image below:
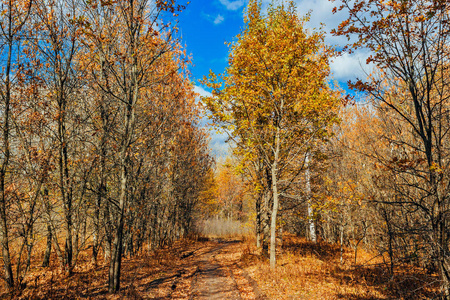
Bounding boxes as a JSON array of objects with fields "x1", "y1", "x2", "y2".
[
  {"x1": 270, "y1": 125, "x2": 281, "y2": 269},
  {"x1": 256, "y1": 192, "x2": 262, "y2": 249},
  {"x1": 0, "y1": 3, "x2": 14, "y2": 287},
  {"x1": 305, "y1": 151, "x2": 316, "y2": 243},
  {"x1": 108, "y1": 47, "x2": 137, "y2": 291},
  {"x1": 93, "y1": 94, "x2": 108, "y2": 265},
  {"x1": 42, "y1": 225, "x2": 52, "y2": 267},
  {"x1": 108, "y1": 113, "x2": 131, "y2": 292}
]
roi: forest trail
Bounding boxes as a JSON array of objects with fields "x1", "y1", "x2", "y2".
[
  {"x1": 188, "y1": 240, "x2": 241, "y2": 299},
  {"x1": 8, "y1": 237, "x2": 266, "y2": 299},
  {"x1": 141, "y1": 238, "x2": 263, "y2": 300}
]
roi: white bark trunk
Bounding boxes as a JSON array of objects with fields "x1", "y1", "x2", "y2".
[
  {"x1": 306, "y1": 151, "x2": 316, "y2": 243},
  {"x1": 270, "y1": 125, "x2": 281, "y2": 269},
  {"x1": 270, "y1": 164, "x2": 279, "y2": 269}
]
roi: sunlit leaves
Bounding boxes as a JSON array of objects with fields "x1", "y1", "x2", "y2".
[{"x1": 203, "y1": 0, "x2": 340, "y2": 172}]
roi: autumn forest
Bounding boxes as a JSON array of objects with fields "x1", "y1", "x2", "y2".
[{"x1": 1, "y1": 0, "x2": 450, "y2": 299}]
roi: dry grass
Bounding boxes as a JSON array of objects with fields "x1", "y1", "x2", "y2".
[
  {"x1": 239, "y1": 234, "x2": 440, "y2": 300},
  {"x1": 197, "y1": 218, "x2": 252, "y2": 237}
]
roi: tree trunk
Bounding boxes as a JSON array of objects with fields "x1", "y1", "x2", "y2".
[
  {"x1": 262, "y1": 190, "x2": 270, "y2": 255},
  {"x1": 56, "y1": 74, "x2": 73, "y2": 274},
  {"x1": 108, "y1": 63, "x2": 136, "y2": 291},
  {"x1": 0, "y1": 7, "x2": 14, "y2": 287},
  {"x1": 93, "y1": 141, "x2": 106, "y2": 264},
  {"x1": 438, "y1": 258, "x2": 450, "y2": 299},
  {"x1": 0, "y1": 178, "x2": 12, "y2": 289},
  {"x1": 42, "y1": 225, "x2": 52, "y2": 267},
  {"x1": 269, "y1": 164, "x2": 279, "y2": 269},
  {"x1": 435, "y1": 219, "x2": 450, "y2": 299},
  {"x1": 108, "y1": 160, "x2": 127, "y2": 292},
  {"x1": 305, "y1": 151, "x2": 316, "y2": 243},
  {"x1": 256, "y1": 191, "x2": 262, "y2": 248},
  {"x1": 269, "y1": 125, "x2": 281, "y2": 269},
  {"x1": 94, "y1": 60, "x2": 109, "y2": 265}
]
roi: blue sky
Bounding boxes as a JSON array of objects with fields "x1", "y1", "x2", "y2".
[
  {"x1": 176, "y1": 1, "x2": 247, "y2": 82},
  {"x1": 173, "y1": 0, "x2": 373, "y2": 156}
]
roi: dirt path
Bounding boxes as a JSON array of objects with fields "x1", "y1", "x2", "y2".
[
  {"x1": 189, "y1": 241, "x2": 241, "y2": 299},
  {"x1": 160, "y1": 239, "x2": 259, "y2": 300}
]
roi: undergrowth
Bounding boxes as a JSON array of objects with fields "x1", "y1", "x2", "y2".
[{"x1": 240, "y1": 234, "x2": 440, "y2": 300}]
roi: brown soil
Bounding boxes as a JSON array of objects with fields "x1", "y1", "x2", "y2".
[{"x1": 189, "y1": 240, "x2": 241, "y2": 299}]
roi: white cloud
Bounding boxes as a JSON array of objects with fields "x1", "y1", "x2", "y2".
[
  {"x1": 259, "y1": 0, "x2": 350, "y2": 46},
  {"x1": 194, "y1": 85, "x2": 212, "y2": 99},
  {"x1": 201, "y1": 12, "x2": 226, "y2": 25},
  {"x1": 330, "y1": 50, "x2": 375, "y2": 82},
  {"x1": 194, "y1": 85, "x2": 230, "y2": 157},
  {"x1": 209, "y1": 131, "x2": 230, "y2": 158},
  {"x1": 257, "y1": 0, "x2": 372, "y2": 83},
  {"x1": 214, "y1": 14, "x2": 225, "y2": 25},
  {"x1": 219, "y1": 0, "x2": 245, "y2": 11}
]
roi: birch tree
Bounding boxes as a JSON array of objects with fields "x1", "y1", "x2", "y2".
[{"x1": 203, "y1": 0, "x2": 339, "y2": 268}]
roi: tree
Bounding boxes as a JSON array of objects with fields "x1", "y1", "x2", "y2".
[
  {"x1": 81, "y1": 0, "x2": 189, "y2": 291},
  {"x1": 321, "y1": 104, "x2": 383, "y2": 266},
  {"x1": 215, "y1": 158, "x2": 245, "y2": 221},
  {"x1": 0, "y1": 0, "x2": 212, "y2": 294},
  {"x1": 203, "y1": 0, "x2": 339, "y2": 268},
  {"x1": 28, "y1": 0, "x2": 88, "y2": 273},
  {"x1": 333, "y1": 0, "x2": 450, "y2": 296},
  {"x1": 0, "y1": 0, "x2": 32, "y2": 288}
]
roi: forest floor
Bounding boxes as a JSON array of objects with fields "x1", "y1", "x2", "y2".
[{"x1": 0, "y1": 235, "x2": 441, "y2": 299}]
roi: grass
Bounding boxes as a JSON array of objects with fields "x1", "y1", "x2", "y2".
[{"x1": 239, "y1": 234, "x2": 440, "y2": 300}]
